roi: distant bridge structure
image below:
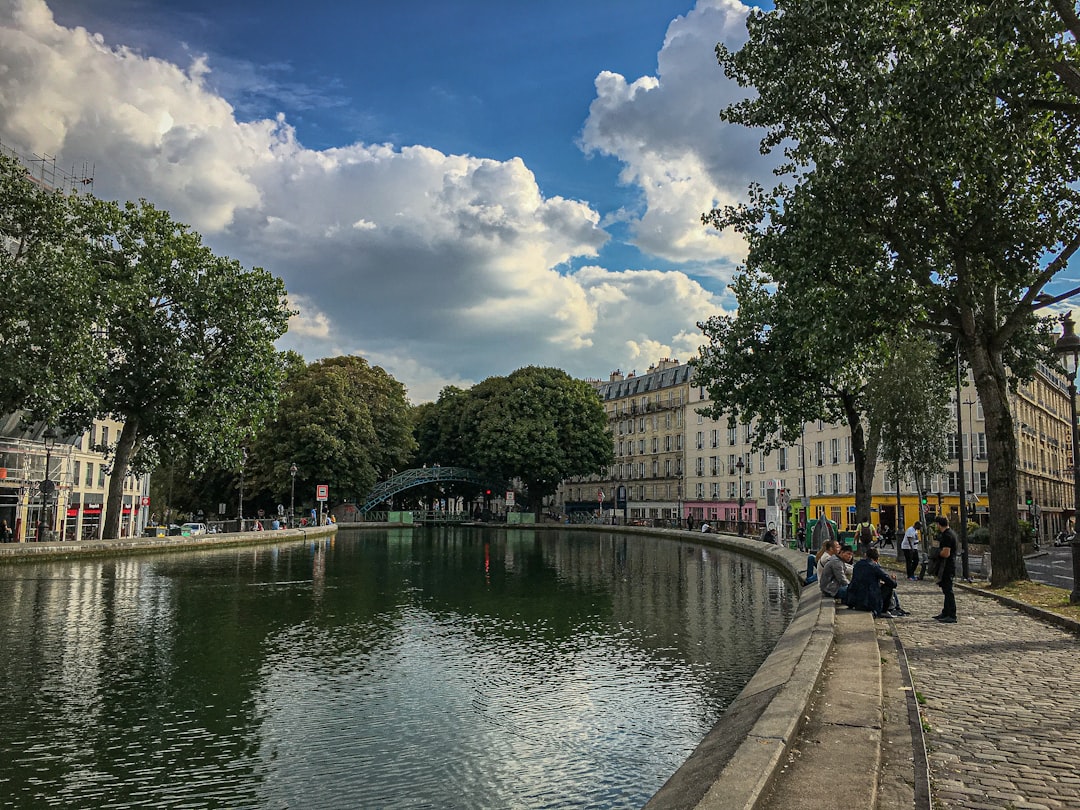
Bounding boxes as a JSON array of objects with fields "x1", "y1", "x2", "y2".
[{"x1": 358, "y1": 466, "x2": 488, "y2": 514}]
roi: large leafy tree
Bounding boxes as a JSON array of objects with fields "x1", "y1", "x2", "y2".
[
  {"x1": 417, "y1": 368, "x2": 613, "y2": 514},
  {"x1": 706, "y1": 0, "x2": 1080, "y2": 585},
  {"x1": 0, "y1": 154, "x2": 103, "y2": 426},
  {"x1": 463, "y1": 367, "x2": 613, "y2": 515},
  {"x1": 247, "y1": 356, "x2": 416, "y2": 508},
  {"x1": 82, "y1": 197, "x2": 292, "y2": 540}
]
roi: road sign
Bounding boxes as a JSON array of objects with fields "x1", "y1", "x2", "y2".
[
  {"x1": 141, "y1": 496, "x2": 151, "y2": 506},
  {"x1": 598, "y1": 489, "x2": 605, "y2": 502},
  {"x1": 316, "y1": 484, "x2": 328, "y2": 502},
  {"x1": 505, "y1": 490, "x2": 515, "y2": 506}
]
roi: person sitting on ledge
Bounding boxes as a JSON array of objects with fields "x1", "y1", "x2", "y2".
[
  {"x1": 817, "y1": 542, "x2": 850, "y2": 601},
  {"x1": 844, "y1": 546, "x2": 898, "y2": 618}
]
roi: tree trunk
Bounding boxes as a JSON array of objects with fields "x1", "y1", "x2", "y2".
[
  {"x1": 102, "y1": 418, "x2": 139, "y2": 540},
  {"x1": 843, "y1": 394, "x2": 880, "y2": 524},
  {"x1": 968, "y1": 342, "x2": 1026, "y2": 586}
]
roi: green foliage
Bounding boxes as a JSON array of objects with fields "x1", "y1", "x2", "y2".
[
  {"x1": 0, "y1": 156, "x2": 293, "y2": 537},
  {"x1": 416, "y1": 367, "x2": 613, "y2": 512},
  {"x1": 705, "y1": 0, "x2": 1080, "y2": 584},
  {"x1": 865, "y1": 335, "x2": 951, "y2": 486},
  {"x1": 0, "y1": 154, "x2": 104, "y2": 427},
  {"x1": 248, "y1": 356, "x2": 417, "y2": 507}
]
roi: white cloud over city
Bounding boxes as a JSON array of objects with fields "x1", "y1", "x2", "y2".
[{"x1": 0, "y1": 0, "x2": 774, "y2": 401}]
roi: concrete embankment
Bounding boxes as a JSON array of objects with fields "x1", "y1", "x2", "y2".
[{"x1": 0, "y1": 524, "x2": 339, "y2": 563}]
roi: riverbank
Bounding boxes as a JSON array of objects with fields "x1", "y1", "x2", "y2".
[{"x1": 0, "y1": 523, "x2": 339, "y2": 563}]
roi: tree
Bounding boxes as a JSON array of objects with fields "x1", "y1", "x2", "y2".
[
  {"x1": 247, "y1": 356, "x2": 416, "y2": 509},
  {"x1": 694, "y1": 246, "x2": 891, "y2": 525},
  {"x1": 864, "y1": 335, "x2": 952, "y2": 506},
  {"x1": 0, "y1": 154, "x2": 103, "y2": 428},
  {"x1": 706, "y1": 0, "x2": 1080, "y2": 585},
  {"x1": 83, "y1": 197, "x2": 291, "y2": 539},
  {"x1": 462, "y1": 367, "x2": 613, "y2": 515},
  {"x1": 418, "y1": 368, "x2": 613, "y2": 514}
]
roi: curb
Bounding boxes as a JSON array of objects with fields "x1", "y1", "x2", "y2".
[{"x1": 0, "y1": 525, "x2": 340, "y2": 563}]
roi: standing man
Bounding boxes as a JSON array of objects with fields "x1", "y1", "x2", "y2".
[
  {"x1": 933, "y1": 515, "x2": 958, "y2": 623},
  {"x1": 901, "y1": 521, "x2": 922, "y2": 580},
  {"x1": 853, "y1": 519, "x2": 878, "y2": 556}
]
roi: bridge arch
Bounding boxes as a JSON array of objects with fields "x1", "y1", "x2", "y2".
[{"x1": 359, "y1": 467, "x2": 490, "y2": 514}]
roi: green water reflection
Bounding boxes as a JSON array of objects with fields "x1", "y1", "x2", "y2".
[{"x1": 0, "y1": 528, "x2": 796, "y2": 809}]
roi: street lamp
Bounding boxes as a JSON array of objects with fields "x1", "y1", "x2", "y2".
[
  {"x1": 1054, "y1": 312, "x2": 1080, "y2": 604},
  {"x1": 39, "y1": 427, "x2": 58, "y2": 542},
  {"x1": 289, "y1": 463, "x2": 298, "y2": 527},
  {"x1": 238, "y1": 446, "x2": 248, "y2": 530},
  {"x1": 736, "y1": 457, "x2": 745, "y2": 536}
]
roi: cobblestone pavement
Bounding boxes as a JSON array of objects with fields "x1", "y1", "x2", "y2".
[{"x1": 889, "y1": 579, "x2": 1080, "y2": 810}]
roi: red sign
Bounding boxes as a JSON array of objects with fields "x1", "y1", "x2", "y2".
[
  {"x1": 141, "y1": 496, "x2": 151, "y2": 506},
  {"x1": 316, "y1": 484, "x2": 328, "y2": 502}
]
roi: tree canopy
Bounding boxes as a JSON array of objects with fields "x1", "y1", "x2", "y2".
[
  {"x1": 702, "y1": 0, "x2": 1080, "y2": 584},
  {"x1": 0, "y1": 154, "x2": 293, "y2": 538},
  {"x1": 247, "y1": 356, "x2": 417, "y2": 510},
  {"x1": 416, "y1": 367, "x2": 613, "y2": 513}
]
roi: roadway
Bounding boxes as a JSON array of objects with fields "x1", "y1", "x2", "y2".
[{"x1": 1025, "y1": 544, "x2": 1075, "y2": 590}]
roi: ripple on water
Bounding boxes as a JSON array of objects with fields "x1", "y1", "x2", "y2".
[{"x1": 0, "y1": 530, "x2": 795, "y2": 809}]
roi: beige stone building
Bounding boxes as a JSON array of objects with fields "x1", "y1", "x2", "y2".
[
  {"x1": 0, "y1": 414, "x2": 151, "y2": 542},
  {"x1": 555, "y1": 357, "x2": 1075, "y2": 543}
]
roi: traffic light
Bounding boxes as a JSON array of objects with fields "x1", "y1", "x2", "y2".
[
  {"x1": 1025, "y1": 490, "x2": 1033, "y2": 506},
  {"x1": 920, "y1": 496, "x2": 928, "y2": 505}
]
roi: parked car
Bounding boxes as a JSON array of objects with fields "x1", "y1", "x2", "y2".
[{"x1": 180, "y1": 522, "x2": 207, "y2": 536}]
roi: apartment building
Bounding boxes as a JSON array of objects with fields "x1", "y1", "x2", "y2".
[
  {"x1": 557, "y1": 358, "x2": 1075, "y2": 541},
  {"x1": 0, "y1": 413, "x2": 151, "y2": 542},
  {"x1": 557, "y1": 359, "x2": 691, "y2": 522}
]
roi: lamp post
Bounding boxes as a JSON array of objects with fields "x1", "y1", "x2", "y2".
[
  {"x1": 40, "y1": 428, "x2": 57, "y2": 542},
  {"x1": 289, "y1": 463, "x2": 297, "y2": 527},
  {"x1": 238, "y1": 446, "x2": 248, "y2": 530},
  {"x1": 1053, "y1": 313, "x2": 1080, "y2": 604},
  {"x1": 736, "y1": 457, "x2": 745, "y2": 536}
]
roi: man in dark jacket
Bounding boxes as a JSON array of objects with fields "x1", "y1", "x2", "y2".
[
  {"x1": 844, "y1": 547, "x2": 897, "y2": 618},
  {"x1": 933, "y1": 515, "x2": 958, "y2": 623}
]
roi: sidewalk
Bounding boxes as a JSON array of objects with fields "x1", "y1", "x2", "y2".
[{"x1": 886, "y1": 578, "x2": 1080, "y2": 809}]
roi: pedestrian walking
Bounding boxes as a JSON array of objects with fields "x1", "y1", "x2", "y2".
[
  {"x1": 933, "y1": 515, "x2": 958, "y2": 623},
  {"x1": 901, "y1": 520, "x2": 921, "y2": 580},
  {"x1": 853, "y1": 520, "x2": 877, "y2": 556}
]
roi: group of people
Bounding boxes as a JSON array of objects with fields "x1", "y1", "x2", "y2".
[{"x1": 807, "y1": 515, "x2": 958, "y2": 622}]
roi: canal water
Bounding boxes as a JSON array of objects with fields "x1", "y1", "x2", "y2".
[{"x1": 0, "y1": 528, "x2": 797, "y2": 809}]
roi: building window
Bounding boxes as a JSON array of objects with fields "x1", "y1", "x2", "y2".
[
  {"x1": 778, "y1": 447, "x2": 787, "y2": 471},
  {"x1": 831, "y1": 474, "x2": 840, "y2": 494},
  {"x1": 97, "y1": 465, "x2": 106, "y2": 487},
  {"x1": 696, "y1": 483, "x2": 705, "y2": 499},
  {"x1": 85, "y1": 463, "x2": 94, "y2": 487},
  {"x1": 846, "y1": 472, "x2": 855, "y2": 493},
  {"x1": 815, "y1": 474, "x2": 824, "y2": 496}
]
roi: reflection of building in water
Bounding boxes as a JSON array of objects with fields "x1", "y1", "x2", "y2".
[{"x1": 520, "y1": 530, "x2": 797, "y2": 672}]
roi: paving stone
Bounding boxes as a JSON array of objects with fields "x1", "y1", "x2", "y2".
[{"x1": 889, "y1": 579, "x2": 1080, "y2": 810}]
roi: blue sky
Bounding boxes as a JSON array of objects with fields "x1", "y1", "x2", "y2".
[
  {"x1": 3, "y1": 0, "x2": 1074, "y2": 402},
  {"x1": 6, "y1": 0, "x2": 778, "y2": 400}
]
